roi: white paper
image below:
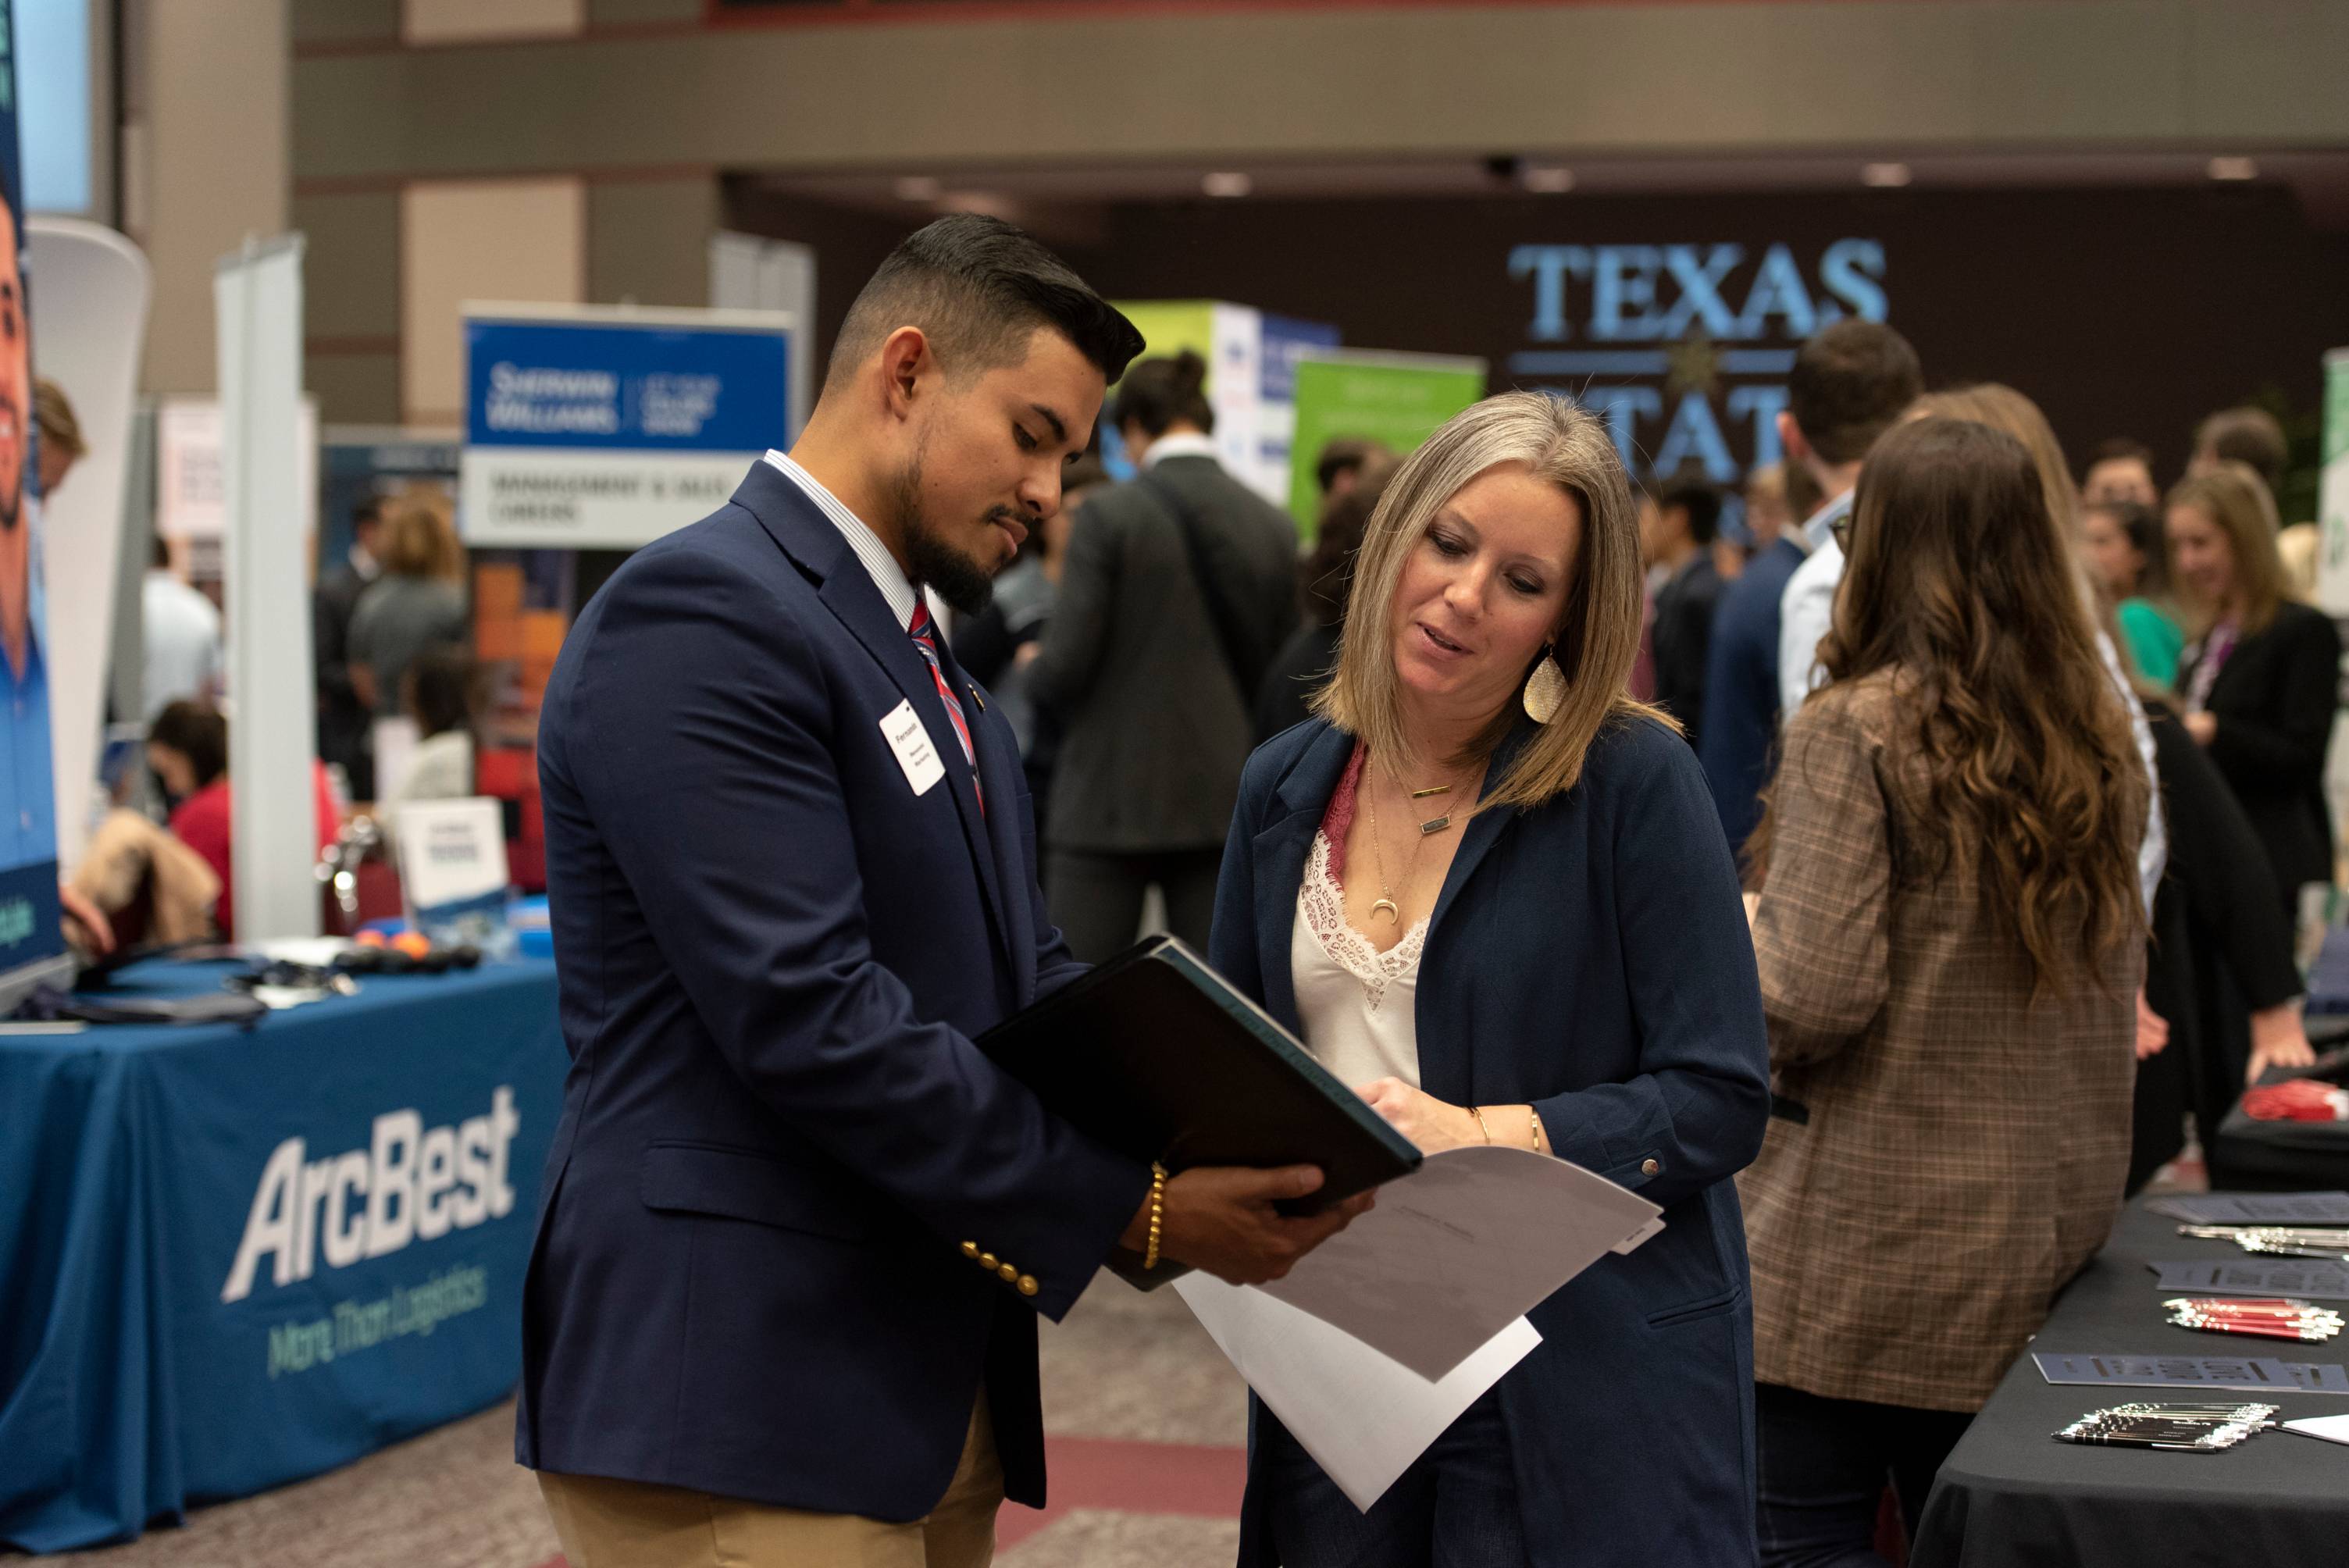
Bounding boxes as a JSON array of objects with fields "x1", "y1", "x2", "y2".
[
  {"x1": 1255, "y1": 1143, "x2": 1660, "y2": 1380},
  {"x1": 372, "y1": 716, "x2": 421, "y2": 804},
  {"x1": 2283, "y1": 1413, "x2": 2349, "y2": 1446},
  {"x1": 1175, "y1": 1271, "x2": 1541, "y2": 1512},
  {"x1": 253, "y1": 937, "x2": 359, "y2": 967},
  {"x1": 394, "y1": 797, "x2": 511, "y2": 913},
  {"x1": 879, "y1": 700, "x2": 944, "y2": 796}
]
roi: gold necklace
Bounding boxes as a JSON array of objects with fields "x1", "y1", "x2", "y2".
[{"x1": 1365, "y1": 776, "x2": 1456, "y2": 925}]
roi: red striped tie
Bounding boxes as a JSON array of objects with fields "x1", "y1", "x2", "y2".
[{"x1": 907, "y1": 603, "x2": 982, "y2": 813}]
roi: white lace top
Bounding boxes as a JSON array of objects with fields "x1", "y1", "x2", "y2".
[{"x1": 1291, "y1": 829, "x2": 1426, "y2": 1092}]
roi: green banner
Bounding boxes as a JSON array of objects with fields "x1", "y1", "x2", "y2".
[
  {"x1": 2319, "y1": 350, "x2": 2349, "y2": 615},
  {"x1": 1287, "y1": 355, "x2": 1485, "y2": 535}
]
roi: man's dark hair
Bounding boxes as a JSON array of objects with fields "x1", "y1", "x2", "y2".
[
  {"x1": 403, "y1": 643, "x2": 480, "y2": 739},
  {"x1": 352, "y1": 498, "x2": 384, "y2": 533},
  {"x1": 1314, "y1": 437, "x2": 1394, "y2": 497},
  {"x1": 2195, "y1": 405, "x2": 2288, "y2": 495},
  {"x1": 1110, "y1": 349, "x2": 1214, "y2": 439},
  {"x1": 150, "y1": 700, "x2": 229, "y2": 789},
  {"x1": 151, "y1": 531, "x2": 170, "y2": 569},
  {"x1": 1304, "y1": 458, "x2": 1396, "y2": 626},
  {"x1": 2085, "y1": 437, "x2": 2155, "y2": 483},
  {"x1": 824, "y1": 214, "x2": 1143, "y2": 394},
  {"x1": 1659, "y1": 476, "x2": 1723, "y2": 547},
  {"x1": 1787, "y1": 319, "x2": 1923, "y2": 466}
]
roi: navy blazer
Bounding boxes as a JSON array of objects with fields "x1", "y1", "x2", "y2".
[
  {"x1": 1214, "y1": 715, "x2": 1771, "y2": 1567},
  {"x1": 515, "y1": 461, "x2": 1150, "y2": 1517},
  {"x1": 1698, "y1": 534, "x2": 1806, "y2": 855}
]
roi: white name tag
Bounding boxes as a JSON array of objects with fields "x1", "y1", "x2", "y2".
[{"x1": 879, "y1": 700, "x2": 946, "y2": 796}]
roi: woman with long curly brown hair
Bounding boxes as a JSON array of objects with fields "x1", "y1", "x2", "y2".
[{"x1": 1738, "y1": 415, "x2": 2147, "y2": 1566}]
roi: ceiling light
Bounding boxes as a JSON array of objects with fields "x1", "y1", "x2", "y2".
[
  {"x1": 1521, "y1": 165, "x2": 1575, "y2": 194},
  {"x1": 1861, "y1": 162, "x2": 1912, "y2": 188},
  {"x1": 2208, "y1": 156, "x2": 2258, "y2": 181},
  {"x1": 940, "y1": 191, "x2": 1018, "y2": 219},
  {"x1": 893, "y1": 176, "x2": 943, "y2": 201},
  {"x1": 1202, "y1": 171, "x2": 1253, "y2": 198}
]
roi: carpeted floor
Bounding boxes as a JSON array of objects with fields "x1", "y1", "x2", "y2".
[{"x1": 45, "y1": 1274, "x2": 1249, "y2": 1568}]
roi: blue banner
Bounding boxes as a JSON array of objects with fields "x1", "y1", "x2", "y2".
[
  {"x1": 0, "y1": 958, "x2": 568, "y2": 1552},
  {"x1": 0, "y1": 0, "x2": 64, "y2": 992},
  {"x1": 1259, "y1": 314, "x2": 1342, "y2": 404},
  {"x1": 464, "y1": 318, "x2": 790, "y2": 452}
]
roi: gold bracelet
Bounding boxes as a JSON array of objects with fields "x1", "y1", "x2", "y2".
[
  {"x1": 1528, "y1": 1107, "x2": 1548, "y2": 1156},
  {"x1": 1143, "y1": 1161, "x2": 1168, "y2": 1270},
  {"x1": 1468, "y1": 1106, "x2": 1493, "y2": 1146}
]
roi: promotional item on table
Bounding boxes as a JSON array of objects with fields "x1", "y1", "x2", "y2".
[{"x1": 2051, "y1": 1402, "x2": 2278, "y2": 1452}]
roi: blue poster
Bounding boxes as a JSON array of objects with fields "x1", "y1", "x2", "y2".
[
  {"x1": 1260, "y1": 314, "x2": 1342, "y2": 405},
  {"x1": 1256, "y1": 313, "x2": 1342, "y2": 501},
  {"x1": 460, "y1": 312, "x2": 792, "y2": 549},
  {"x1": 0, "y1": 0, "x2": 65, "y2": 992}
]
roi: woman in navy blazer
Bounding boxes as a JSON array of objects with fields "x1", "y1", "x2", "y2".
[{"x1": 1211, "y1": 392, "x2": 1771, "y2": 1567}]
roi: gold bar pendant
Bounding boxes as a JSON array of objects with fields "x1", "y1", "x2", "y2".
[{"x1": 1410, "y1": 786, "x2": 1452, "y2": 800}]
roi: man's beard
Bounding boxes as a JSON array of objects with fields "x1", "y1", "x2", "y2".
[
  {"x1": 0, "y1": 396, "x2": 20, "y2": 533},
  {"x1": 888, "y1": 449, "x2": 996, "y2": 617}
]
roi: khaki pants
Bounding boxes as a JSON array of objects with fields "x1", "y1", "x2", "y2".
[{"x1": 538, "y1": 1395, "x2": 1002, "y2": 1568}]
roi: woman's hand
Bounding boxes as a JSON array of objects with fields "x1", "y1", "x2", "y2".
[
  {"x1": 2184, "y1": 711, "x2": 2218, "y2": 746},
  {"x1": 2134, "y1": 988, "x2": 2169, "y2": 1060},
  {"x1": 60, "y1": 884, "x2": 116, "y2": 959},
  {"x1": 2248, "y1": 1000, "x2": 2319, "y2": 1085},
  {"x1": 1356, "y1": 1077, "x2": 1484, "y2": 1153}
]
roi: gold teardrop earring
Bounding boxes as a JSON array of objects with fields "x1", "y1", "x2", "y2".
[{"x1": 1522, "y1": 644, "x2": 1567, "y2": 725}]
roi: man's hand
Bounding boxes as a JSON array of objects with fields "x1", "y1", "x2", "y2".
[{"x1": 1122, "y1": 1164, "x2": 1374, "y2": 1286}]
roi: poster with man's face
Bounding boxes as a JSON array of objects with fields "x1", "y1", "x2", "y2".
[{"x1": 0, "y1": 0, "x2": 66, "y2": 976}]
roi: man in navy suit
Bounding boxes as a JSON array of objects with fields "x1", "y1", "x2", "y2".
[{"x1": 516, "y1": 216, "x2": 1367, "y2": 1568}]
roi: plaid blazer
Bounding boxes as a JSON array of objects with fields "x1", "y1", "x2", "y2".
[{"x1": 1738, "y1": 675, "x2": 2144, "y2": 1413}]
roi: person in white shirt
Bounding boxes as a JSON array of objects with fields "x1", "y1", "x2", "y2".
[
  {"x1": 141, "y1": 533, "x2": 223, "y2": 722},
  {"x1": 1773, "y1": 321, "x2": 1922, "y2": 725},
  {"x1": 375, "y1": 643, "x2": 478, "y2": 849}
]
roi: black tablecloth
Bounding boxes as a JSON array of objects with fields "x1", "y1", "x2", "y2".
[
  {"x1": 1912, "y1": 1196, "x2": 2349, "y2": 1566},
  {"x1": 2212, "y1": 1031, "x2": 2349, "y2": 1189}
]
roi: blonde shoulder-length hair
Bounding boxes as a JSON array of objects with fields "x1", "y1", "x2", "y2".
[
  {"x1": 1311, "y1": 390, "x2": 1668, "y2": 811},
  {"x1": 2169, "y1": 461, "x2": 2290, "y2": 638}
]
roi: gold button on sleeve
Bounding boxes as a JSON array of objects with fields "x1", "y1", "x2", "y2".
[
  {"x1": 960, "y1": 1242, "x2": 980, "y2": 1258},
  {"x1": 979, "y1": 1253, "x2": 999, "y2": 1270},
  {"x1": 1017, "y1": 1275, "x2": 1039, "y2": 1297},
  {"x1": 997, "y1": 1263, "x2": 1019, "y2": 1283}
]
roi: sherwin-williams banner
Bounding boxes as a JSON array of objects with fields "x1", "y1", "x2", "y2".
[
  {"x1": 459, "y1": 305, "x2": 793, "y2": 549},
  {"x1": 1286, "y1": 352, "x2": 1486, "y2": 535},
  {"x1": 0, "y1": 0, "x2": 66, "y2": 1000}
]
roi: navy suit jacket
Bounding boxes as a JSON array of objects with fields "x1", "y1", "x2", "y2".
[
  {"x1": 1214, "y1": 716, "x2": 1770, "y2": 1566},
  {"x1": 515, "y1": 461, "x2": 1150, "y2": 1516},
  {"x1": 1698, "y1": 535, "x2": 1806, "y2": 856}
]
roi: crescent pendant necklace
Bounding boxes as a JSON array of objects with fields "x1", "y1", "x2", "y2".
[{"x1": 1365, "y1": 776, "x2": 1454, "y2": 925}]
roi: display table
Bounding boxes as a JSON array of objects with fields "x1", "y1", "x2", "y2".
[
  {"x1": 1913, "y1": 1196, "x2": 2349, "y2": 1566},
  {"x1": 2208, "y1": 1014, "x2": 2349, "y2": 1190},
  {"x1": 0, "y1": 957, "x2": 566, "y2": 1553}
]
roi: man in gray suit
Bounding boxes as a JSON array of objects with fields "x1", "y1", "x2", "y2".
[{"x1": 1028, "y1": 350, "x2": 1299, "y2": 960}]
